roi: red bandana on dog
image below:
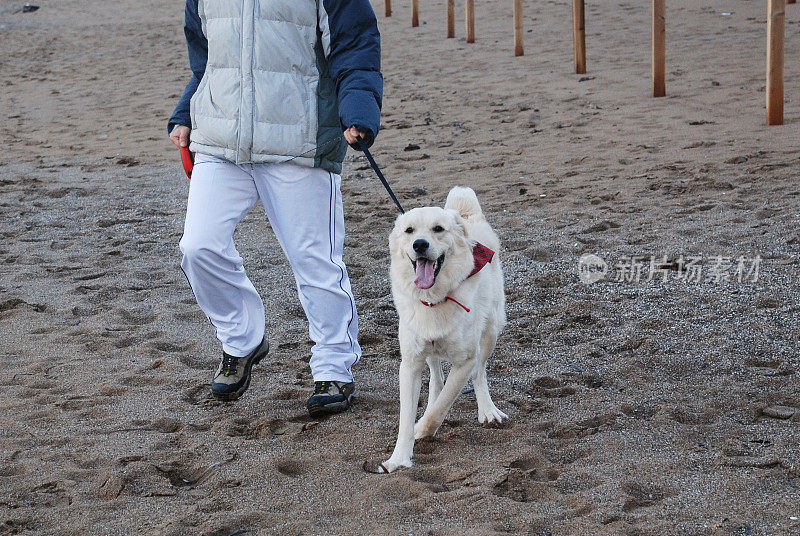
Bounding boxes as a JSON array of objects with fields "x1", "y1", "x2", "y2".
[
  {"x1": 468, "y1": 242, "x2": 495, "y2": 278},
  {"x1": 419, "y1": 242, "x2": 495, "y2": 313}
]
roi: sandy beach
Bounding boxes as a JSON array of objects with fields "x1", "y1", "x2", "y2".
[{"x1": 1, "y1": 0, "x2": 799, "y2": 534}]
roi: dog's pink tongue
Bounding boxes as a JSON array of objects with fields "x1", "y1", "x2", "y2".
[{"x1": 414, "y1": 259, "x2": 436, "y2": 289}]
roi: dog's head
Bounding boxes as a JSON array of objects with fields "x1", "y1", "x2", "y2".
[{"x1": 389, "y1": 207, "x2": 473, "y2": 293}]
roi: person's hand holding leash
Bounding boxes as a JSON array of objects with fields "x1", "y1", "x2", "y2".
[
  {"x1": 344, "y1": 126, "x2": 374, "y2": 149},
  {"x1": 343, "y1": 126, "x2": 363, "y2": 145},
  {"x1": 169, "y1": 125, "x2": 191, "y2": 148}
]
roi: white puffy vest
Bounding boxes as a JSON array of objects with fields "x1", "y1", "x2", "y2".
[{"x1": 189, "y1": 0, "x2": 325, "y2": 166}]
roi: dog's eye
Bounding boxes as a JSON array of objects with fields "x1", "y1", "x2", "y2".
[
  {"x1": 405, "y1": 227, "x2": 414, "y2": 234},
  {"x1": 432, "y1": 225, "x2": 444, "y2": 233}
]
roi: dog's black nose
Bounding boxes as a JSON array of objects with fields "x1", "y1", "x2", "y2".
[{"x1": 412, "y1": 239, "x2": 429, "y2": 254}]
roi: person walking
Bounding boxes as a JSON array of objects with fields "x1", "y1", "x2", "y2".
[{"x1": 167, "y1": 0, "x2": 382, "y2": 417}]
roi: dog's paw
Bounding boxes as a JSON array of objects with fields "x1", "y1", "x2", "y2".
[
  {"x1": 414, "y1": 418, "x2": 438, "y2": 439},
  {"x1": 363, "y1": 458, "x2": 412, "y2": 474},
  {"x1": 478, "y1": 406, "x2": 509, "y2": 426}
]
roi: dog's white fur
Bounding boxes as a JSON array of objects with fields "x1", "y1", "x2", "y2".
[{"x1": 380, "y1": 186, "x2": 507, "y2": 473}]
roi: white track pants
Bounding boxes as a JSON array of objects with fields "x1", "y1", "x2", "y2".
[{"x1": 179, "y1": 153, "x2": 361, "y2": 382}]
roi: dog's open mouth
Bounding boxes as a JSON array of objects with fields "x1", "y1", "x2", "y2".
[{"x1": 411, "y1": 254, "x2": 445, "y2": 290}]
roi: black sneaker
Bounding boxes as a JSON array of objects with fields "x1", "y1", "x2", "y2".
[
  {"x1": 210, "y1": 338, "x2": 269, "y2": 401},
  {"x1": 306, "y1": 381, "x2": 355, "y2": 417}
]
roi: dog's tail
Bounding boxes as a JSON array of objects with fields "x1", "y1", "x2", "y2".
[{"x1": 445, "y1": 186, "x2": 483, "y2": 221}]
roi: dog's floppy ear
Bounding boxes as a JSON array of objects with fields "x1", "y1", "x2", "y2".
[
  {"x1": 446, "y1": 209, "x2": 469, "y2": 246},
  {"x1": 388, "y1": 213, "x2": 406, "y2": 253}
]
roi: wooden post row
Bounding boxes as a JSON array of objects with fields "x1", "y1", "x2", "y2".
[
  {"x1": 514, "y1": 0, "x2": 524, "y2": 56},
  {"x1": 572, "y1": 0, "x2": 586, "y2": 73},
  {"x1": 412, "y1": 0, "x2": 419, "y2": 27},
  {"x1": 447, "y1": 0, "x2": 455, "y2": 38},
  {"x1": 652, "y1": 0, "x2": 665, "y2": 97},
  {"x1": 385, "y1": 0, "x2": 391, "y2": 17},
  {"x1": 767, "y1": 0, "x2": 785, "y2": 125},
  {"x1": 466, "y1": 0, "x2": 475, "y2": 43}
]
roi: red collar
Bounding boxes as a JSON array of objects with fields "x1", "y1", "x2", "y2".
[
  {"x1": 420, "y1": 296, "x2": 471, "y2": 312},
  {"x1": 418, "y1": 243, "x2": 494, "y2": 313}
]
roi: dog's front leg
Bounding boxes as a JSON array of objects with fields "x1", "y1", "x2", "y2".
[
  {"x1": 380, "y1": 357, "x2": 424, "y2": 473},
  {"x1": 424, "y1": 354, "x2": 444, "y2": 414},
  {"x1": 414, "y1": 359, "x2": 474, "y2": 439}
]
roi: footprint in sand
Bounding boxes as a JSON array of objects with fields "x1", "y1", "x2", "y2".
[
  {"x1": 71, "y1": 305, "x2": 99, "y2": 318},
  {"x1": 528, "y1": 376, "x2": 577, "y2": 399},
  {"x1": 254, "y1": 417, "x2": 289, "y2": 437},
  {"x1": 150, "y1": 417, "x2": 184, "y2": 433},
  {"x1": 273, "y1": 458, "x2": 305, "y2": 477},
  {"x1": 178, "y1": 353, "x2": 211, "y2": 370},
  {"x1": 87, "y1": 286, "x2": 123, "y2": 304},
  {"x1": 30, "y1": 480, "x2": 74, "y2": 507},
  {"x1": 547, "y1": 412, "x2": 618, "y2": 439},
  {"x1": 153, "y1": 458, "x2": 228, "y2": 489},
  {"x1": 506, "y1": 455, "x2": 561, "y2": 482},
  {"x1": 668, "y1": 405, "x2": 718, "y2": 425},
  {"x1": 150, "y1": 341, "x2": 190, "y2": 353},
  {"x1": 493, "y1": 467, "x2": 560, "y2": 503},
  {"x1": 406, "y1": 466, "x2": 455, "y2": 493},
  {"x1": 95, "y1": 473, "x2": 125, "y2": 500},
  {"x1": 73, "y1": 271, "x2": 107, "y2": 281},
  {"x1": 760, "y1": 405, "x2": 797, "y2": 420},
  {"x1": 216, "y1": 416, "x2": 258, "y2": 439},
  {"x1": 114, "y1": 336, "x2": 145, "y2": 349},
  {"x1": 621, "y1": 481, "x2": 672, "y2": 511},
  {"x1": 0, "y1": 519, "x2": 34, "y2": 534},
  {"x1": 619, "y1": 402, "x2": 663, "y2": 421},
  {"x1": 117, "y1": 307, "x2": 156, "y2": 326},
  {"x1": 181, "y1": 384, "x2": 215, "y2": 406}
]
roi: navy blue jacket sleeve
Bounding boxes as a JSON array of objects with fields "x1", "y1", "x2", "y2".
[
  {"x1": 167, "y1": 0, "x2": 207, "y2": 134},
  {"x1": 323, "y1": 0, "x2": 383, "y2": 149}
]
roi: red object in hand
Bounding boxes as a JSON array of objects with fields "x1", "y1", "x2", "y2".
[{"x1": 180, "y1": 146, "x2": 195, "y2": 178}]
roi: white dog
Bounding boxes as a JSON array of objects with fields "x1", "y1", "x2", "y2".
[{"x1": 376, "y1": 186, "x2": 507, "y2": 473}]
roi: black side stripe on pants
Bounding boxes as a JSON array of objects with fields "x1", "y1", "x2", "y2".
[{"x1": 328, "y1": 172, "x2": 359, "y2": 363}]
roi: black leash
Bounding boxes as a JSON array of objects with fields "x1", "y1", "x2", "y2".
[{"x1": 356, "y1": 137, "x2": 405, "y2": 214}]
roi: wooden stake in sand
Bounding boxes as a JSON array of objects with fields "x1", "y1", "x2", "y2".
[
  {"x1": 412, "y1": 0, "x2": 419, "y2": 27},
  {"x1": 652, "y1": 0, "x2": 666, "y2": 97},
  {"x1": 767, "y1": 0, "x2": 785, "y2": 125},
  {"x1": 447, "y1": 0, "x2": 455, "y2": 38},
  {"x1": 572, "y1": 0, "x2": 586, "y2": 73},
  {"x1": 385, "y1": 0, "x2": 391, "y2": 17},
  {"x1": 514, "y1": 0, "x2": 524, "y2": 56},
  {"x1": 466, "y1": 0, "x2": 476, "y2": 43}
]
